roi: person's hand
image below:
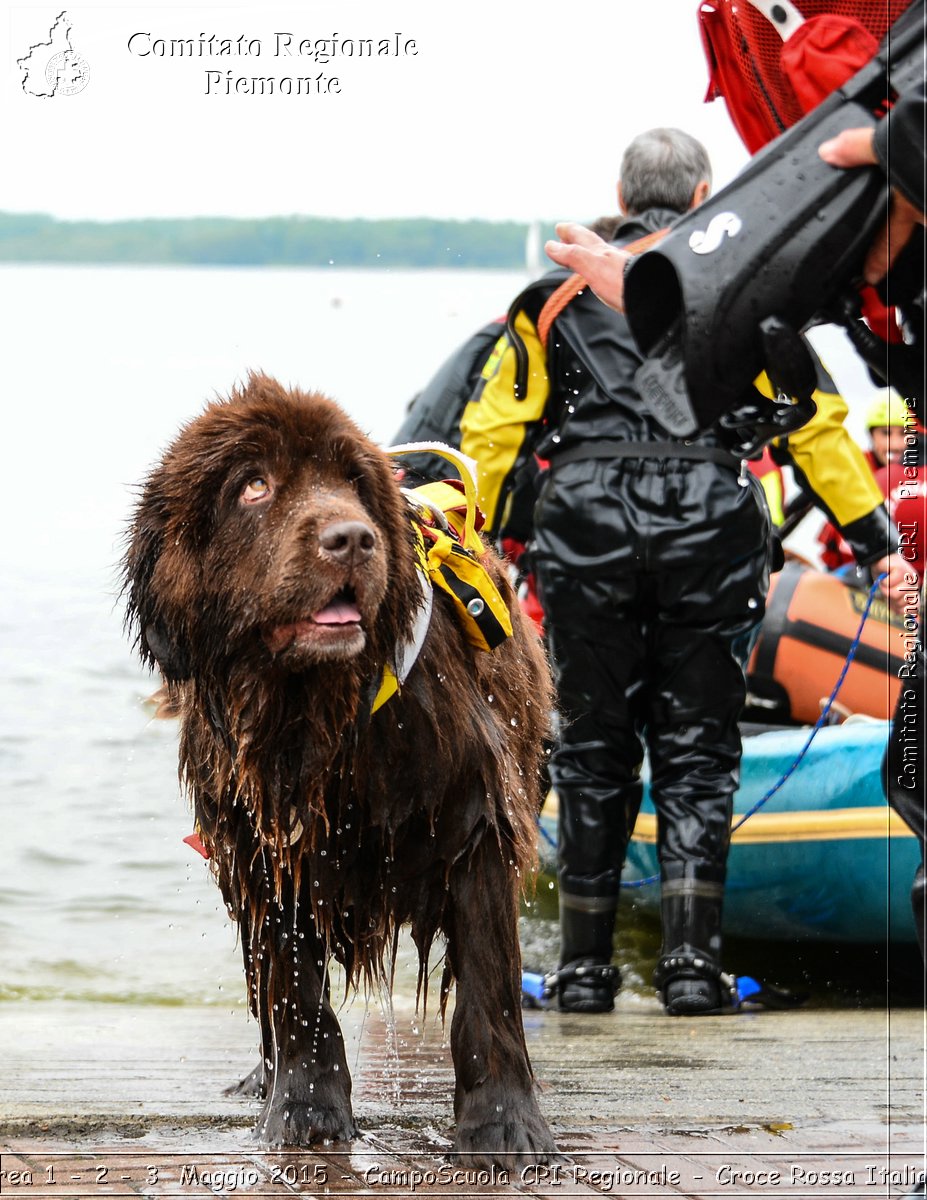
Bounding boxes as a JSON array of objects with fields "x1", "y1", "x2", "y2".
[
  {"x1": 545, "y1": 222, "x2": 631, "y2": 313},
  {"x1": 871, "y1": 551, "x2": 914, "y2": 615},
  {"x1": 818, "y1": 126, "x2": 878, "y2": 168},
  {"x1": 819, "y1": 127, "x2": 927, "y2": 284}
]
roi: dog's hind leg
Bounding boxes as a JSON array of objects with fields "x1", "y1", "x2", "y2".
[
  {"x1": 444, "y1": 827, "x2": 558, "y2": 1169},
  {"x1": 224, "y1": 905, "x2": 267, "y2": 1098},
  {"x1": 224, "y1": 1061, "x2": 265, "y2": 1099},
  {"x1": 249, "y1": 886, "x2": 358, "y2": 1148}
]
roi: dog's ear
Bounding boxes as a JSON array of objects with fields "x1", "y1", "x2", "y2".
[
  {"x1": 143, "y1": 621, "x2": 191, "y2": 682},
  {"x1": 123, "y1": 498, "x2": 193, "y2": 683}
]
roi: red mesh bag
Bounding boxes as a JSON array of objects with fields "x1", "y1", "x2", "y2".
[{"x1": 699, "y1": 0, "x2": 912, "y2": 151}]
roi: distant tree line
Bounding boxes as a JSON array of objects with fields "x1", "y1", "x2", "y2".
[{"x1": 0, "y1": 212, "x2": 557, "y2": 269}]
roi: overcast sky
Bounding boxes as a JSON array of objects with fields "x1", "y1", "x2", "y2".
[{"x1": 4, "y1": 1, "x2": 751, "y2": 223}]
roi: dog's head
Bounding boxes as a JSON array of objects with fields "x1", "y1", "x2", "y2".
[{"x1": 124, "y1": 374, "x2": 421, "y2": 685}]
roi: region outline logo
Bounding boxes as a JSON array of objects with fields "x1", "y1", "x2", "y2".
[{"x1": 18, "y1": 10, "x2": 89, "y2": 97}]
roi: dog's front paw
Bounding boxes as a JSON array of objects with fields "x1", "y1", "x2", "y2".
[
  {"x1": 224, "y1": 1062, "x2": 265, "y2": 1098},
  {"x1": 454, "y1": 1084, "x2": 558, "y2": 1170},
  {"x1": 256, "y1": 1098, "x2": 358, "y2": 1148}
]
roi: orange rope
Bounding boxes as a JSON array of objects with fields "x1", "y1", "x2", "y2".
[
  {"x1": 537, "y1": 226, "x2": 670, "y2": 348},
  {"x1": 537, "y1": 275, "x2": 586, "y2": 348}
]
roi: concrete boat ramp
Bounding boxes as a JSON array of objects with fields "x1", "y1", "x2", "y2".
[{"x1": 0, "y1": 996, "x2": 923, "y2": 1198}]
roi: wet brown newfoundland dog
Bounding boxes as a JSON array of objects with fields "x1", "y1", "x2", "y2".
[{"x1": 123, "y1": 373, "x2": 557, "y2": 1165}]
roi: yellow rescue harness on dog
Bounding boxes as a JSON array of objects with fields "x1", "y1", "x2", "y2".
[{"x1": 371, "y1": 443, "x2": 514, "y2": 713}]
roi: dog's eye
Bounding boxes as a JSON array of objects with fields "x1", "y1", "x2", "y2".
[{"x1": 241, "y1": 476, "x2": 273, "y2": 504}]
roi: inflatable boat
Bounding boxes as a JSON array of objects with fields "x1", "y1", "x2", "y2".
[
  {"x1": 536, "y1": 565, "x2": 919, "y2": 944},
  {"x1": 538, "y1": 721, "x2": 918, "y2": 944}
]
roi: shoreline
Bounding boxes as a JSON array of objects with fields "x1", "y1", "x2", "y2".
[{"x1": 1, "y1": 998, "x2": 923, "y2": 1197}]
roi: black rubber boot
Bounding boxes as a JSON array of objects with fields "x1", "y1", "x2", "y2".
[
  {"x1": 912, "y1": 866, "x2": 925, "y2": 963},
  {"x1": 655, "y1": 876, "x2": 728, "y2": 1016},
  {"x1": 558, "y1": 897, "x2": 620, "y2": 1013}
]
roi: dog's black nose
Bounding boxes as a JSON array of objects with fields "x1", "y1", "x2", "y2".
[{"x1": 319, "y1": 520, "x2": 376, "y2": 564}]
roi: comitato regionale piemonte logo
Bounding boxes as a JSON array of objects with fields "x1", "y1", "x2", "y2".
[{"x1": 18, "y1": 11, "x2": 90, "y2": 97}]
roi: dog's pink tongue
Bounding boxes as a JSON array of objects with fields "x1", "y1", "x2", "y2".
[{"x1": 313, "y1": 600, "x2": 361, "y2": 625}]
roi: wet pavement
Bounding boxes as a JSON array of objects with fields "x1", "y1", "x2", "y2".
[{"x1": 0, "y1": 993, "x2": 924, "y2": 1198}]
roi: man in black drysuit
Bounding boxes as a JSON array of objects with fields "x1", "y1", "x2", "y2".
[
  {"x1": 528, "y1": 131, "x2": 768, "y2": 1017},
  {"x1": 463, "y1": 127, "x2": 898, "y2": 1015}
]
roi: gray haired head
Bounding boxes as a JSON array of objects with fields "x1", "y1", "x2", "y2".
[{"x1": 619, "y1": 128, "x2": 712, "y2": 216}]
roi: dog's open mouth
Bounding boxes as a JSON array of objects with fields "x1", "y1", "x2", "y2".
[{"x1": 265, "y1": 588, "x2": 365, "y2": 656}]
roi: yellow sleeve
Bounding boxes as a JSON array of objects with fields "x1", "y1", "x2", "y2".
[
  {"x1": 761, "y1": 373, "x2": 884, "y2": 527},
  {"x1": 460, "y1": 309, "x2": 550, "y2": 533},
  {"x1": 759, "y1": 471, "x2": 785, "y2": 526}
]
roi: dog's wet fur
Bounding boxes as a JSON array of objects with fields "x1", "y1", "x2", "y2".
[{"x1": 123, "y1": 374, "x2": 557, "y2": 1165}]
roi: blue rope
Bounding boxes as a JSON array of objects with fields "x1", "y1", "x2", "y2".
[
  {"x1": 537, "y1": 574, "x2": 889, "y2": 888},
  {"x1": 728, "y1": 572, "x2": 887, "y2": 833},
  {"x1": 537, "y1": 817, "x2": 557, "y2": 852}
]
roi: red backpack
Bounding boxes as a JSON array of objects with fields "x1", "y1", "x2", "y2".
[{"x1": 698, "y1": 0, "x2": 912, "y2": 152}]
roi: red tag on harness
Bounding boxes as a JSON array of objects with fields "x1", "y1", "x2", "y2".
[{"x1": 183, "y1": 832, "x2": 210, "y2": 859}]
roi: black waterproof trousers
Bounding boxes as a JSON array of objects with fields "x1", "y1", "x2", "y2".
[
  {"x1": 533, "y1": 456, "x2": 770, "y2": 961},
  {"x1": 883, "y1": 633, "x2": 926, "y2": 959}
]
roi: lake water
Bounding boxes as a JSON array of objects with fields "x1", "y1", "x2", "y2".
[
  {"x1": 0, "y1": 264, "x2": 896, "y2": 1014},
  {"x1": 0, "y1": 263, "x2": 529, "y2": 1008}
]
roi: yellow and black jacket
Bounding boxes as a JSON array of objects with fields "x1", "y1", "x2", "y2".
[{"x1": 461, "y1": 210, "x2": 892, "y2": 566}]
